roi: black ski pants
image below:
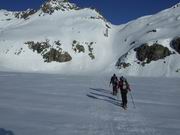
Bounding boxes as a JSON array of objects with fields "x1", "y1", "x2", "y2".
[
  {"x1": 121, "y1": 91, "x2": 128, "y2": 107},
  {"x1": 113, "y1": 85, "x2": 117, "y2": 95}
]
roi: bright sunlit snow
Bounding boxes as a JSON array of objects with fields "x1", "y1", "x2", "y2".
[{"x1": 0, "y1": 1, "x2": 180, "y2": 77}]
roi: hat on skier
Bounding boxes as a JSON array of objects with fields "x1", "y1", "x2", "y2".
[{"x1": 120, "y1": 76, "x2": 125, "y2": 81}]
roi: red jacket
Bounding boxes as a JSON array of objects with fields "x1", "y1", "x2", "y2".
[{"x1": 118, "y1": 79, "x2": 130, "y2": 92}]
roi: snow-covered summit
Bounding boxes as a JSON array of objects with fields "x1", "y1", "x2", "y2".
[
  {"x1": 0, "y1": 1, "x2": 180, "y2": 77},
  {"x1": 40, "y1": 0, "x2": 79, "y2": 14}
]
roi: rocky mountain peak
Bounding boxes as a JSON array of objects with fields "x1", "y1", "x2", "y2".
[
  {"x1": 12, "y1": 0, "x2": 78, "y2": 19},
  {"x1": 47, "y1": 0, "x2": 69, "y2": 3},
  {"x1": 41, "y1": 0, "x2": 79, "y2": 14},
  {"x1": 45, "y1": 0, "x2": 69, "y2": 5},
  {"x1": 172, "y1": 2, "x2": 180, "y2": 8}
]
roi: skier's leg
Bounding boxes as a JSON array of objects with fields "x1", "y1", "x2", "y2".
[
  {"x1": 113, "y1": 85, "x2": 116, "y2": 95},
  {"x1": 121, "y1": 92, "x2": 125, "y2": 107},
  {"x1": 111, "y1": 85, "x2": 114, "y2": 95},
  {"x1": 124, "y1": 92, "x2": 128, "y2": 108},
  {"x1": 117, "y1": 89, "x2": 120, "y2": 101},
  {"x1": 115, "y1": 87, "x2": 117, "y2": 95}
]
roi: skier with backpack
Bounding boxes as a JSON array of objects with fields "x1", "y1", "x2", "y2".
[
  {"x1": 118, "y1": 76, "x2": 131, "y2": 109},
  {"x1": 109, "y1": 74, "x2": 118, "y2": 95}
]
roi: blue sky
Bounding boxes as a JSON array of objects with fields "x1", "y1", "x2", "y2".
[{"x1": 0, "y1": 0, "x2": 179, "y2": 24}]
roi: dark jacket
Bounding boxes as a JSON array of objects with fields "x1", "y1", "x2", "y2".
[
  {"x1": 118, "y1": 78, "x2": 130, "y2": 92},
  {"x1": 110, "y1": 75, "x2": 118, "y2": 86}
]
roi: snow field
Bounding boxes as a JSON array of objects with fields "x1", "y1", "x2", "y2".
[{"x1": 0, "y1": 72, "x2": 179, "y2": 135}]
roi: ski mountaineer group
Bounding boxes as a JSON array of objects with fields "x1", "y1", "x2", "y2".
[{"x1": 110, "y1": 74, "x2": 131, "y2": 109}]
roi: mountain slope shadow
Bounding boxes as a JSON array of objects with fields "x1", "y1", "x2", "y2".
[{"x1": 0, "y1": 128, "x2": 15, "y2": 135}]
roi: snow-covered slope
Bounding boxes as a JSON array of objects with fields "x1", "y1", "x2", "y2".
[
  {"x1": 0, "y1": 0, "x2": 180, "y2": 77},
  {"x1": 113, "y1": 3, "x2": 180, "y2": 77}
]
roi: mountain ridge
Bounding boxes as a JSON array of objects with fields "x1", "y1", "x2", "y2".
[{"x1": 0, "y1": 1, "x2": 180, "y2": 77}]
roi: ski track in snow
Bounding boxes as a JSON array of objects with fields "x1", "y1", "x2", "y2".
[{"x1": 0, "y1": 72, "x2": 180, "y2": 135}]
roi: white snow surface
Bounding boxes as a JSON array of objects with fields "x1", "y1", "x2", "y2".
[
  {"x1": 0, "y1": 72, "x2": 180, "y2": 135},
  {"x1": 0, "y1": 1, "x2": 180, "y2": 77}
]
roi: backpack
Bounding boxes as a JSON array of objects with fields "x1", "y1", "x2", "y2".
[
  {"x1": 121, "y1": 78, "x2": 128, "y2": 90},
  {"x1": 122, "y1": 80, "x2": 127, "y2": 90}
]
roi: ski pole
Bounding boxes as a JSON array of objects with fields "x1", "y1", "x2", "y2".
[{"x1": 130, "y1": 91, "x2": 136, "y2": 109}]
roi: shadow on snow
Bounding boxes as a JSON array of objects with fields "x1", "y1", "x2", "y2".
[
  {"x1": 87, "y1": 88, "x2": 122, "y2": 107},
  {"x1": 89, "y1": 88, "x2": 112, "y2": 95},
  {"x1": 0, "y1": 128, "x2": 15, "y2": 135}
]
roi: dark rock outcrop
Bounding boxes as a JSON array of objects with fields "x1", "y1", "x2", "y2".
[
  {"x1": 116, "y1": 53, "x2": 131, "y2": 69},
  {"x1": 43, "y1": 48, "x2": 72, "y2": 62},
  {"x1": 72, "y1": 40, "x2": 85, "y2": 53},
  {"x1": 146, "y1": 29, "x2": 157, "y2": 33},
  {"x1": 171, "y1": 37, "x2": 180, "y2": 54},
  {"x1": 88, "y1": 44, "x2": 95, "y2": 60},
  {"x1": 25, "y1": 40, "x2": 72, "y2": 63},
  {"x1": 41, "y1": 0, "x2": 79, "y2": 14},
  {"x1": 134, "y1": 43, "x2": 149, "y2": 61},
  {"x1": 14, "y1": 9, "x2": 37, "y2": 19},
  {"x1": 130, "y1": 41, "x2": 136, "y2": 45},
  {"x1": 116, "y1": 62, "x2": 131, "y2": 69},
  {"x1": 72, "y1": 40, "x2": 95, "y2": 60},
  {"x1": 88, "y1": 52, "x2": 95, "y2": 60},
  {"x1": 25, "y1": 41, "x2": 50, "y2": 54},
  {"x1": 134, "y1": 43, "x2": 171, "y2": 64}
]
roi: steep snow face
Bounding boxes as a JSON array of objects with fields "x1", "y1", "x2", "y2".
[
  {"x1": 0, "y1": 1, "x2": 113, "y2": 74},
  {"x1": 0, "y1": 1, "x2": 180, "y2": 77},
  {"x1": 112, "y1": 4, "x2": 180, "y2": 77}
]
